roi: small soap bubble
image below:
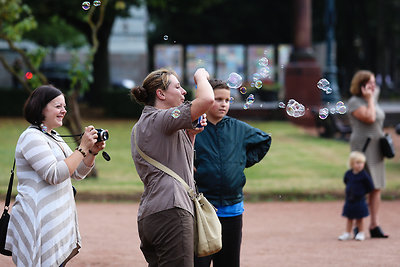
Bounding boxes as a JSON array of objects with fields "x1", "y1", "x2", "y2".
[
  {"x1": 330, "y1": 107, "x2": 336, "y2": 114},
  {"x1": 227, "y1": 72, "x2": 243, "y2": 89},
  {"x1": 171, "y1": 108, "x2": 181, "y2": 118},
  {"x1": 163, "y1": 35, "x2": 168, "y2": 41},
  {"x1": 246, "y1": 94, "x2": 255, "y2": 104},
  {"x1": 258, "y1": 66, "x2": 270, "y2": 78},
  {"x1": 258, "y1": 57, "x2": 269, "y2": 67},
  {"x1": 278, "y1": 102, "x2": 286, "y2": 108},
  {"x1": 252, "y1": 73, "x2": 261, "y2": 82},
  {"x1": 239, "y1": 87, "x2": 247, "y2": 94},
  {"x1": 229, "y1": 96, "x2": 235, "y2": 103},
  {"x1": 295, "y1": 105, "x2": 305, "y2": 117},
  {"x1": 255, "y1": 80, "x2": 263, "y2": 89},
  {"x1": 286, "y1": 105, "x2": 295, "y2": 117},
  {"x1": 243, "y1": 103, "x2": 250, "y2": 110},
  {"x1": 93, "y1": 0, "x2": 101, "y2": 7},
  {"x1": 317, "y1": 78, "x2": 330, "y2": 90},
  {"x1": 319, "y1": 108, "x2": 329, "y2": 120},
  {"x1": 82, "y1": 1, "x2": 91, "y2": 10},
  {"x1": 336, "y1": 101, "x2": 347, "y2": 114}
]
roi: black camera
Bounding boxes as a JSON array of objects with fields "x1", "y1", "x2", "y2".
[{"x1": 96, "y1": 128, "x2": 109, "y2": 142}]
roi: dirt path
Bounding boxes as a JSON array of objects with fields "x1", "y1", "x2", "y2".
[{"x1": 1, "y1": 200, "x2": 399, "y2": 266}]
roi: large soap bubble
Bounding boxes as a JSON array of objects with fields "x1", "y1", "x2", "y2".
[{"x1": 227, "y1": 72, "x2": 243, "y2": 89}]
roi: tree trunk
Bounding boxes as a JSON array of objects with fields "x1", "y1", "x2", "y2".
[{"x1": 88, "y1": 17, "x2": 115, "y2": 105}]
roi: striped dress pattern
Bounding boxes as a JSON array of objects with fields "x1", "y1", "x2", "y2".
[
  {"x1": 5, "y1": 126, "x2": 93, "y2": 266},
  {"x1": 347, "y1": 96, "x2": 386, "y2": 188}
]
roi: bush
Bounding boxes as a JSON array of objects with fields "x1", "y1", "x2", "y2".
[{"x1": 101, "y1": 91, "x2": 143, "y2": 118}]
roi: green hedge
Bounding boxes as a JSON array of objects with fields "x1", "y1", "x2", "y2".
[
  {"x1": 100, "y1": 88, "x2": 194, "y2": 119},
  {"x1": 100, "y1": 91, "x2": 144, "y2": 118},
  {"x1": 0, "y1": 89, "x2": 194, "y2": 119}
]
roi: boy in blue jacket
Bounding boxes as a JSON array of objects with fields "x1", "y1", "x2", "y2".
[{"x1": 194, "y1": 79, "x2": 271, "y2": 267}]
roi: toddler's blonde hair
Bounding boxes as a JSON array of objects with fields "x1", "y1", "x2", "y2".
[{"x1": 348, "y1": 151, "x2": 366, "y2": 169}]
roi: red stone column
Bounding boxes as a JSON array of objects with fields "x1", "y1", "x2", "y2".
[{"x1": 284, "y1": 0, "x2": 321, "y2": 127}]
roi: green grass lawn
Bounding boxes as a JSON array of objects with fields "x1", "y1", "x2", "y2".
[{"x1": 1, "y1": 117, "x2": 399, "y2": 201}]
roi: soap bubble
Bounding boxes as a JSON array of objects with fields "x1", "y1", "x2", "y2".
[
  {"x1": 255, "y1": 80, "x2": 263, "y2": 89},
  {"x1": 229, "y1": 97, "x2": 235, "y2": 103},
  {"x1": 258, "y1": 66, "x2": 271, "y2": 78},
  {"x1": 227, "y1": 72, "x2": 243, "y2": 89},
  {"x1": 239, "y1": 87, "x2": 247, "y2": 94},
  {"x1": 258, "y1": 57, "x2": 269, "y2": 67},
  {"x1": 285, "y1": 99, "x2": 305, "y2": 118},
  {"x1": 278, "y1": 102, "x2": 286, "y2": 109},
  {"x1": 325, "y1": 87, "x2": 332, "y2": 94},
  {"x1": 252, "y1": 73, "x2": 261, "y2": 82},
  {"x1": 82, "y1": 1, "x2": 91, "y2": 10},
  {"x1": 246, "y1": 94, "x2": 255, "y2": 104},
  {"x1": 163, "y1": 35, "x2": 168, "y2": 41},
  {"x1": 319, "y1": 108, "x2": 329, "y2": 120},
  {"x1": 335, "y1": 101, "x2": 347, "y2": 114},
  {"x1": 317, "y1": 78, "x2": 330, "y2": 90},
  {"x1": 93, "y1": 0, "x2": 101, "y2": 6}
]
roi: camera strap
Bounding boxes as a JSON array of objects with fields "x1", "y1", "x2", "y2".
[{"x1": 31, "y1": 126, "x2": 110, "y2": 161}]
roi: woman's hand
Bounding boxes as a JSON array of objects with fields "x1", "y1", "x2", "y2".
[
  {"x1": 89, "y1": 140, "x2": 106, "y2": 155},
  {"x1": 196, "y1": 113, "x2": 207, "y2": 128},
  {"x1": 193, "y1": 68, "x2": 210, "y2": 85},
  {"x1": 186, "y1": 114, "x2": 207, "y2": 145},
  {"x1": 79, "y1": 126, "x2": 98, "y2": 153},
  {"x1": 361, "y1": 84, "x2": 374, "y2": 101}
]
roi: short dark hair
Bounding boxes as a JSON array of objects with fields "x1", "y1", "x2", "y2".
[
  {"x1": 209, "y1": 79, "x2": 229, "y2": 90},
  {"x1": 24, "y1": 85, "x2": 63, "y2": 126}
]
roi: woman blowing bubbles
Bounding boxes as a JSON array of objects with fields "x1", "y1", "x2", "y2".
[
  {"x1": 5, "y1": 85, "x2": 106, "y2": 266},
  {"x1": 130, "y1": 68, "x2": 214, "y2": 266}
]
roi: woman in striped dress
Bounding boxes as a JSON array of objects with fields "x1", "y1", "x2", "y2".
[
  {"x1": 347, "y1": 70, "x2": 389, "y2": 238},
  {"x1": 5, "y1": 85, "x2": 106, "y2": 266}
]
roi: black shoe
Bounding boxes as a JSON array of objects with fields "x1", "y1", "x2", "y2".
[
  {"x1": 370, "y1": 226, "x2": 389, "y2": 238},
  {"x1": 353, "y1": 227, "x2": 359, "y2": 238}
]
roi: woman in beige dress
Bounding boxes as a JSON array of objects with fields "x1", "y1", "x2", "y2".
[{"x1": 347, "y1": 70, "x2": 389, "y2": 238}]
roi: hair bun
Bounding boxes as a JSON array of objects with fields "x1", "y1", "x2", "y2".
[{"x1": 131, "y1": 85, "x2": 148, "y2": 104}]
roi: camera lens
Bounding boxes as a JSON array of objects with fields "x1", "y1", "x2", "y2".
[{"x1": 96, "y1": 128, "x2": 109, "y2": 142}]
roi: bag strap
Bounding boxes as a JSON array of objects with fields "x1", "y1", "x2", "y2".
[
  {"x1": 4, "y1": 160, "x2": 15, "y2": 210},
  {"x1": 133, "y1": 126, "x2": 196, "y2": 199},
  {"x1": 362, "y1": 137, "x2": 371, "y2": 153}
]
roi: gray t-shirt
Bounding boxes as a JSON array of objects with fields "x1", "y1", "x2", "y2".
[{"x1": 131, "y1": 102, "x2": 197, "y2": 220}]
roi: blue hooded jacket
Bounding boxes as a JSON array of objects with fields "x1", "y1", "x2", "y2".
[{"x1": 194, "y1": 116, "x2": 271, "y2": 206}]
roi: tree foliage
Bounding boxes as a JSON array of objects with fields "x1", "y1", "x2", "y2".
[
  {"x1": 22, "y1": 0, "x2": 143, "y2": 104},
  {"x1": 147, "y1": 0, "x2": 294, "y2": 46}
]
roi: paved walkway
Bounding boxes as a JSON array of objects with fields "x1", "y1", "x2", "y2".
[{"x1": 1, "y1": 201, "x2": 399, "y2": 266}]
